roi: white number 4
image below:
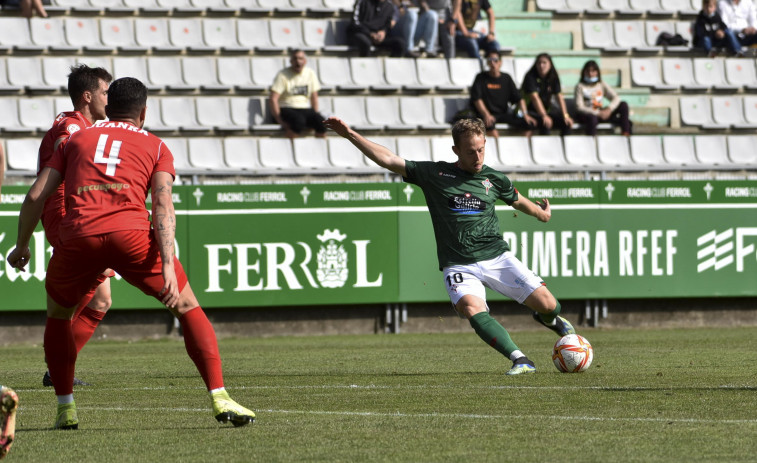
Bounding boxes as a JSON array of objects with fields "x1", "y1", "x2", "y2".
[{"x1": 94, "y1": 134, "x2": 122, "y2": 176}]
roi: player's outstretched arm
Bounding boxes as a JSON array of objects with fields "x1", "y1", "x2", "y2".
[
  {"x1": 512, "y1": 195, "x2": 551, "y2": 223},
  {"x1": 8, "y1": 167, "x2": 62, "y2": 270},
  {"x1": 324, "y1": 117, "x2": 407, "y2": 177},
  {"x1": 151, "y1": 171, "x2": 180, "y2": 308}
]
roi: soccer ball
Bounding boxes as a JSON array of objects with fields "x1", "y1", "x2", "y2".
[{"x1": 552, "y1": 334, "x2": 593, "y2": 373}]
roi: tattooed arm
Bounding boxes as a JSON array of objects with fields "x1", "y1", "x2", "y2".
[{"x1": 151, "y1": 171, "x2": 179, "y2": 308}]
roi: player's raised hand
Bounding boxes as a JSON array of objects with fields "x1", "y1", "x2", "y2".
[
  {"x1": 535, "y1": 198, "x2": 551, "y2": 222},
  {"x1": 323, "y1": 117, "x2": 351, "y2": 138},
  {"x1": 7, "y1": 246, "x2": 31, "y2": 271}
]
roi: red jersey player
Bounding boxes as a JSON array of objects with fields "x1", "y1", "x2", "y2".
[
  {"x1": 9, "y1": 77, "x2": 255, "y2": 429},
  {"x1": 38, "y1": 64, "x2": 113, "y2": 388}
]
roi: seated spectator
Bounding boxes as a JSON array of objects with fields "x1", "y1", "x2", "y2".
[
  {"x1": 453, "y1": 0, "x2": 500, "y2": 63},
  {"x1": 521, "y1": 53, "x2": 573, "y2": 136},
  {"x1": 695, "y1": 0, "x2": 741, "y2": 56},
  {"x1": 469, "y1": 51, "x2": 536, "y2": 138},
  {"x1": 428, "y1": 0, "x2": 457, "y2": 59},
  {"x1": 390, "y1": 1, "x2": 430, "y2": 57},
  {"x1": 269, "y1": 50, "x2": 326, "y2": 139},
  {"x1": 348, "y1": 0, "x2": 407, "y2": 57},
  {"x1": 718, "y1": 0, "x2": 757, "y2": 48},
  {"x1": 573, "y1": 60, "x2": 632, "y2": 136},
  {"x1": 1, "y1": 0, "x2": 47, "y2": 17}
]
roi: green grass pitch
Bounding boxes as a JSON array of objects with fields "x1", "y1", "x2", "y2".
[{"x1": 2, "y1": 326, "x2": 757, "y2": 462}]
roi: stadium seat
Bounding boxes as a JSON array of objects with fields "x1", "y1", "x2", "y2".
[
  {"x1": 7, "y1": 57, "x2": 57, "y2": 92},
  {"x1": 630, "y1": 58, "x2": 677, "y2": 90},
  {"x1": 396, "y1": 136, "x2": 432, "y2": 161},
  {"x1": 596, "y1": 136, "x2": 634, "y2": 167},
  {"x1": 566, "y1": 0, "x2": 603, "y2": 14},
  {"x1": 384, "y1": 58, "x2": 432, "y2": 92},
  {"x1": 693, "y1": 135, "x2": 729, "y2": 166},
  {"x1": 291, "y1": 0, "x2": 333, "y2": 12},
  {"x1": 629, "y1": 0, "x2": 673, "y2": 15},
  {"x1": 0, "y1": 59, "x2": 21, "y2": 93},
  {"x1": 531, "y1": 136, "x2": 568, "y2": 167},
  {"x1": 196, "y1": 97, "x2": 246, "y2": 132},
  {"x1": 237, "y1": 19, "x2": 283, "y2": 53},
  {"x1": 564, "y1": 135, "x2": 600, "y2": 167},
  {"x1": 448, "y1": 58, "x2": 482, "y2": 88},
  {"x1": 163, "y1": 138, "x2": 193, "y2": 173},
  {"x1": 614, "y1": 20, "x2": 661, "y2": 52},
  {"x1": 0, "y1": 17, "x2": 43, "y2": 53},
  {"x1": 365, "y1": 96, "x2": 413, "y2": 131},
  {"x1": 662, "y1": 135, "x2": 697, "y2": 166},
  {"x1": 598, "y1": 0, "x2": 634, "y2": 14},
  {"x1": 331, "y1": 97, "x2": 381, "y2": 131},
  {"x1": 41, "y1": 57, "x2": 74, "y2": 91},
  {"x1": 54, "y1": 96, "x2": 72, "y2": 115},
  {"x1": 629, "y1": 135, "x2": 665, "y2": 166},
  {"x1": 0, "y1": 99, "x2": 29, "y2": 134},
  {"x1": 30, "y1": 18, "x2": 78, "y2": 53},
  {"x1": 726, "y1": 135, "x2": 757, "y2": 164},
  {"x1": 258, "y1": 138, "x2": 297, "y2": 170},
  {"x1": 675, "y1": 20, "x2": 693, "y2": 43},
  {"x1": 679, "y1": 96, "x2": 728, "y2": 129},
  {"x1": 187, "y1": 137, "x2": 227, "y2": 170},
  {"x1": 742, "y1": 95, "x2": 757, "y2": 125},
  {"x1": 63, "y1": 18, "x2": 110, "y2": 52},
  {"x1": 293, "y1": 138, "x2": 330, "y2": 169},
  {"x1": 218, "y1": 57, "x2": 262, "y2": 91},
  {"x1": 182, "y1": 57, "x2": 229, "y2": 92},
  {"x1": 692, "y1": 58, "x2": 739, "y2": 91},
  {"x1": 250, "y1": 56, "x2": 286, "y2": 87},
  {"x1": 169, "y1": 18, "x2": 213, "y2": 52},
  {"x1": 100, "y1": 18, "x2": 146, "y2": 52},
  {"x1": 144, "y1": 98, "x2": 178, "y2": 133},
  {"x1": 229, "y1": 97, "x2": 253, "y2": 129},
  {"x1": 52, "y1": 0, "x2": 100, "y2": 12},
  {"x1": 711, "y1": 96, "x2": 756, "y2": 129},
  {"x1": 317, "y1": 56, "x2": 364, "y2": 92},
  {"x1": 416, "y1": 59, "x2": 465, "y2": 92},
  {"x1": 497, "y1": 137, "x2": 533, "y2": 168},
  {"x1": 90, "y1": 0, "x2": 130, "y2": 11},
  {"x1": 662, "y1": 58, "x2": 707, "y2": 90},
  {"x1": 247, "y1": 98, "x2": 280, "y2": 131},
  {"x1": 350, "y1": 58, "x2": 399, "y2": 92},
  {"x1": 123, "y1": 0, "x2": 169, "y2": 11},
  {"x1": 645, "y1": 20, "x2": 689, "y2": 51},
  {"x1": 399, "y1": 97, "x2": 448, "y2": 130},
  {"x1": 724, "y1": 59, "x2": 757, "y2": 90},
  {"x1": 303, "y1": 19, "x2": 349, "y2": 52},
  {"x1": 191, "y1": 0, "x2": 235, "y2": 12},
  {"x1": 223, "y1": 137, "x2": 260, "y2": 171},
  {"x1": 328, "y1": 137, "x2": 363, "y2": 170},
  {"x1": 536, "y1": 0, "x2": 570, "y2": 11},
  {"x1": 203, "y1": 18, "x2": 244, "y2": 51},
  {"x1": 147, "y1": 57, "x2": 194, "y2": 92},
  {"x1": 429, "y1": 136, "x2": 456, "y2": 163},
  {"x1": 134, "y1": 18, "x2": 181, "y2": 52},
  {"x1": 270, "y1": 19, "x2": 311, "y2": 51},
  {"x1": 660, "y1": 0, "x2": 697, "y2": 15},
  {"x1": 432, "y1": 96, "x2": 467, "y2": 125},
  {"x1": 161, "y1": 98, "x2": 212, "y2": 132},
  {"x1": 159, "y1": 0, "x2": 202, "y2": 13},
  {"x1": 5, "y1": 139, "x2": 39, "y2": 172},
  {"x1": 583, "y1": 21, "x2": 627, "y2": 52},
  {"x1": 18, "y1": 98, "x2": 55, "y2": 131},
  {"x1": 257, "y1": 0, "x2": 299, "y2": 13},
  {"x1": 113, "y1": 57, "x2": 160, "y2": 92}
]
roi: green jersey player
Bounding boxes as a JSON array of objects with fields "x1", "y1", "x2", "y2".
[{"x1": 324, "y1": 117, "x2": 576, "y2": 375}]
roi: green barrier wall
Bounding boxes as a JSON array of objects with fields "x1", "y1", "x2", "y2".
[{"x1": 1, "y1": 180, "x2": 756, "y2": 311}]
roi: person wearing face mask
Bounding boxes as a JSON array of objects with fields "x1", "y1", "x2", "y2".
[
  {"x1": 695, "y1": 0, "x2": 742, "y2": 56},
  {"x1": 573, "y1": 60, "x2": 632, "y2": 137}
]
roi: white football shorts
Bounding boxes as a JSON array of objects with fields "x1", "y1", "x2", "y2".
[{"x1": 442, "y1": 250, "x2": 545, "y2": 307}]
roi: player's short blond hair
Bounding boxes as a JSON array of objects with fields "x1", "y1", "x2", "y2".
[{"x1": 452, "y1": 118, "x2": 486, "y2": 147}]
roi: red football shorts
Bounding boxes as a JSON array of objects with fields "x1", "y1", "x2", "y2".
[{"x1": 46, "y1": 229, "x2": 188, "y2": 308}]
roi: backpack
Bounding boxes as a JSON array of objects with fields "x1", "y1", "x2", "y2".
[{"x1": 656, "y1": 32, "x2": 689, "y2": 46}]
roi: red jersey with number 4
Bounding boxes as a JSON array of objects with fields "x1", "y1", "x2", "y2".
[
  {"x1": 38, "y1": 111, "x2": 91, "y2": 239},
  {"x1": 47, "y1": 120, "x2": 175, "y2": 243}
]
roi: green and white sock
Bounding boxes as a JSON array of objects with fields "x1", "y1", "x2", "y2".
[{"x1": 469, "y1": 312, "x2": 520, "y2": 358}]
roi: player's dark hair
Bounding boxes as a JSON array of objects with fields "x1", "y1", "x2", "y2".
[
  {"x1": 452, "y1": 118, "x2": 486, "y2": 146},
  {"x1": 105, "y1": 77, "x2": 148, "y2": 120},
  {"x1": 580, "y1": 60, "x2": 602, "y2": 83},
  {"x1": 67, "y1": 64, "x2": 112, "y2": 106}
]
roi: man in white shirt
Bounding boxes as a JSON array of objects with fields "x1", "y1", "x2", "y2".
[{"x1": 718, "y1": 0, "x2": 757, "y2": 46}]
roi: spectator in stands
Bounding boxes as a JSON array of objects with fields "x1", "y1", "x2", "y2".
[
  {"x1": 718, "y1": 0, "x2": 757, "y2": 48},
  {"x1": 470, "y1": 51, "x2": 536, "y2": 138},
  {"x1": 269, "y1": 49, "x2": 327, "y2": 139},
  {"x1": 0, "y1": 0, "x2": 47, "y2": 18},
  {"x1": 573, "y1": 60, "x2": 632, "y2": 136},
  {"x1": 453, "y1": 0, "x2": 500, "y2": 63},
  {"x1": 390, "y1": 1, "x2": 454, "y2": 58},
  {"x1": 521, "y1": 53, "x2": 573, "y2": 136},
  {"x1": 349, "y1": 0, "x2": 407, "y2": 57},
  {"x1": 695, "y1": 0, "x2": 742, "y2": 56}
]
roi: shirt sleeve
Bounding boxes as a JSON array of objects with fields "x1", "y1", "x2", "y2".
[
  {"x1": 497, "y1": 175, "x2": 518, "y2": 205},
  {"x1": 521, "y1": 72, "x2": 537, "y2": 95},
  {"x1": 270, "y1": 70, "x2": 287, "y2": 95},
  {"x1": 470, "y1": 73, "x2": 484, "y2": 101},
  {"x1": 505, "y1": 75, "x2": 521, "y2": 105},
  {"x1": 154, "y1": 141, "x2": 176, "y2": 178},
  {"x1": 308, "y1": 68, "x2": 321, "y2": 94},
  {"x1": 603, "y1": 82, "x2": 621, "y2": 111},
  {"x1": 402, "y1": 159, "x2": 419, "y2": 185},
  {"x1": 47, "y1": 137, "x2": 67, "y2": 178}
]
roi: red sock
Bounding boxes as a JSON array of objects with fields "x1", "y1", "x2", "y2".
[
  {"x1": 73, "y1": 289, "x2": 96, "y2": 321},
  {"x1": 72, "y1": 306, "x2": 106, "y2": 354},
  {"x1": 179, "y1": 307, "x2": 224, "y2": 391},
  {"x1": 44, "y1": 317, "x2": 77, "y2": 396}
]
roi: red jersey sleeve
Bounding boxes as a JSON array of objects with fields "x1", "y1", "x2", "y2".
[
  {"x1": 46, "y1": 135, "x2": 69, "y2": 178},
  {"x1": 154, "y1": 141, "x2": 176, "y2": 178}
]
